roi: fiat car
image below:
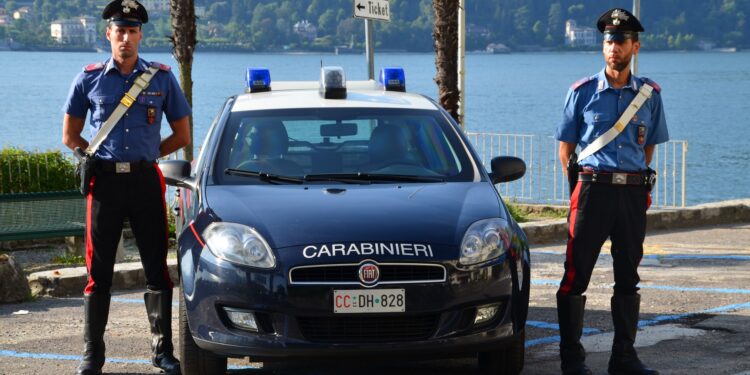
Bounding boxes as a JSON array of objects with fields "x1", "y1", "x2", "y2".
[{"x1": 161, "y1": 67, "x2": 531, "y2": 375}]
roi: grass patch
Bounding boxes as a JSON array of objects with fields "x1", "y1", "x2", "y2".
[{"x1": 52, "y1": 254, "x2": 86, "y2": 266}]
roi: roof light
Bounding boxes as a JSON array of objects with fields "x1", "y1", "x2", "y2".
[
  {"x1": 320, "y1": 66, "x2": 347, "y2": 99},
  {"x1": 379, "y1": 67, "x2": 406, "y2": 92},
  {"x1": 245, "y1": 68, "x2": 271, "y2": 93}
]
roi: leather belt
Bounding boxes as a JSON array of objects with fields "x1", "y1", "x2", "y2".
[
  {"x1": 578, "y1": 172, "x2": 647, "y2": 186},
  {"x1": 96, "y1": 160, "x2": 155, "y2": 174}
]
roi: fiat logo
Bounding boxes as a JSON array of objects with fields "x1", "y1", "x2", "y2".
[{"x1": 358, "y1": 263, "x2": 380, "y2": 285}]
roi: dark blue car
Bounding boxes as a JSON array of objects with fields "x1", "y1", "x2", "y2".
[{"x1": 161, "y1": 67, "x2": 530, "y2": 375}]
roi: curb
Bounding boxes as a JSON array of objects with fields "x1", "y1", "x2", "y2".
[
  {"x1": 28, "y1": 259, "x2": 178, "y2": 297},
  {"x1": 25, "y1": 199, "x2": 750, "y2": 297},
  {"x1": 520, "y1": 199, "x2": 750, "y2": 245}
]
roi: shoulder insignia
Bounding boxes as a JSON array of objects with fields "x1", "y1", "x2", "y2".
[
  {"x1": 83, "y1": 62, "x2": 105, "y2": 73},
  {"x1": 641, "y1": 77, "x2": 661, "y2": 93},
  {"x1": 150, "y1": 61, "x2": 171, "y2": 71},
  {"x1": 570, "y1": 76, "x2": 594, "y2": 91}
]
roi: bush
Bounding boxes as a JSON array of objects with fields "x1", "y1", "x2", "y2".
[{"x1": 0, "y1": 148, "x2": 77, "y2": 194}]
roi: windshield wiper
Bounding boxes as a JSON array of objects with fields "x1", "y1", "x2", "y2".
[
  {"x1": 304, "y1": 173, "x2": 445, "y2": 183},
  {"x1": 225, "y1": 168, "x2": 304, "y2": 184}
]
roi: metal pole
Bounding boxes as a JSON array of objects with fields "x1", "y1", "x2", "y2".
[
  {"x1": 457, "y1": 0, "x2": 466, "y2": 130},
  {"x1": 632, "y1": 0, "x2": 640, "y2": 75},
  {"x1": 365, "y1": 19, "x2": 375, "y2": 80}
]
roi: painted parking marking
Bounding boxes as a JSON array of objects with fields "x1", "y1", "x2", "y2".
[
  {"x1": 533, "y1": 250, "x2": 750, "y2": 261},
  {"x1": 525, "y1": 301, "x2": 750, "y2": 348},
  {"x1": 0, "y1": 349, "x2": 259, "y2": 370},
  {"x1": 532, "y1": 278, "x2": 750, "y2": 295}
]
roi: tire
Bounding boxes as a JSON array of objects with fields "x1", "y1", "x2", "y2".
[
  {"x1": 478, "y1": 330, "x2": 525, "y2": 375},
  {"x1": 179, "y1": 288, "x2": 228, "y2": 375}
]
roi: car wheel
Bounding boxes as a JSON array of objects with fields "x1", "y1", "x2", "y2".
[
  {"x1": 477, "y1": 330, "x2": 525, "y2": 375},
  {"x1": 179, "y1": 288, "x2": 228, "y2": 375}
]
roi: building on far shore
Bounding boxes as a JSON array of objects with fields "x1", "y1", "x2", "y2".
[
  {"x1": 50, "y1": 16, "x2": 98, "y2": 46},
  {"x1": 565, "y1": 20, "x2": 596, "y2": 47}
]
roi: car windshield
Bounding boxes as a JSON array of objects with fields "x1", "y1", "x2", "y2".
[{"x1": 213, "y1": 107, "x2": 476, "y2": 185}]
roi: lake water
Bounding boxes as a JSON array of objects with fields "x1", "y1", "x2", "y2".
[{"x1": 1, "y1": 50, "x2": 749, "y2": 205}]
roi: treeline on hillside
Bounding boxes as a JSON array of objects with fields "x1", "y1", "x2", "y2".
[{"x1": 2, "y1": 0, "x2": 748, "y2": 51}]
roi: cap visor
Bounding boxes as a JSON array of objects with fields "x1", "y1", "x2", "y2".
[
  {"x1": 603, "y1": 32, "x2": 627, "y2": 42},
  {"x1": 110, "y1": 18, "x2": 141, "y2": 27}
]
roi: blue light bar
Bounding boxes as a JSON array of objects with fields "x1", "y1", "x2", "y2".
[
  {"x1": 245, "y1": 68, "x2": 271, "y2": 93},
  {"x1": 379, "y1": 67, "x2": 406, "y2": 92}
]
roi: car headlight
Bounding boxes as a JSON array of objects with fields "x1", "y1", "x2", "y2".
[
  {"x1": 459, "y1": 218, "x2": 512, "y2": 266},
  {"x1": 202, "y1": 222, "x2": 276, "y2": 269}
]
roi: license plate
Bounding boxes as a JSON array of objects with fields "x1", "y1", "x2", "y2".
[{"x1": 333, "y1": 288, "x2": 405, "y2": 313}]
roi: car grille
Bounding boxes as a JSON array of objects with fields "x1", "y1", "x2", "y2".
[
  {"x1": 297, "y1": 314, "x2": 439, "y2": 343},
  {"x1": 289, "y1": 263, "x2": 446, "y2": 285}
]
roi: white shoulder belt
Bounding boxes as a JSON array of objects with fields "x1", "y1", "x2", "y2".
[{"x1": 577, "y1": 83, "x2": 654, "y2": 162}]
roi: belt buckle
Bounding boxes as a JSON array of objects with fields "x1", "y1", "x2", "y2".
[
  {"x1": 612, "y1": 173, "x2": 627, "y2": 185},
  {"x1": 115, "y1": 162, "x2": 131, "y2": 173}
]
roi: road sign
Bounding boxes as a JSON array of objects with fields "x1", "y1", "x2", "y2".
[{"x1": 353, "y1": 0, "x2": 390, "y2": 22}]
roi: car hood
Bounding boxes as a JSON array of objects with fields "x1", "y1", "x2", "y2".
[{"x1": 205, "y1": 182, "x2": 506, "y2": 249}]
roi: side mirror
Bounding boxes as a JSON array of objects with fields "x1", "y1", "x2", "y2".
[
  {"x1": 159, "y1": 160, "x2": 195, "y2": 189},
  {"x1": 489, "y1": 156, "x2": 526, "y2": 184}
]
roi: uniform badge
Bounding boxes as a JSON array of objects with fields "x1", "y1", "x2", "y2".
[
  {"x1": 147, "y1": 106, "x2": 156, "y2": 124},
  {"x1": 611, "y1": 9, "x2": 629, "y2": 26},
  {"x1": 637, "y1": 124, "x2": 647, "y2": 145}
]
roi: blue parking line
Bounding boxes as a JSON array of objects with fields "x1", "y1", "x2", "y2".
[
  {"x1": 525, "y1": 301, "x2": 750, "y2": 348},
  {"x1": 526, "y1": 320, "x2": 600, "y2": 335},
  {"x1": 0, "y1": 349, "x2": 259, "y2": 369},
  {"x1": 111, "y1": 297, "x2": 179, "y2": 306},
  {"x1": 532, "y1": 279, "x2": 750, "y2": 295},
  {"x1": 534, "y1": 250, "x2": 750, "y2": 262}
]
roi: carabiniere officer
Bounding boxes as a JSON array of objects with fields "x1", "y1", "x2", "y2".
[
  {"x1": 555, "y1": 8, "x2": 668, "y2": 375},
  {"x1": 61, "y1": 0, "x2": 190, "y2": 374}
]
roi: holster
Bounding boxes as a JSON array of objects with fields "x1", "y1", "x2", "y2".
[
  {"x1": 74, "y1": 147, "x2": 95, "y2": 196},
  {"x1": 567, "y1": 152, "x2": 580, "y2": 197},
  {"x1": 645, "y1": 167, "x2": 657, "y2": 192}
]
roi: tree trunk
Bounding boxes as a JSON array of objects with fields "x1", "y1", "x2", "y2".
[
  {"x1": 432, "y1": 0, "x2": 460, "y2": 124},
  {"x1": 169, "y1": 0, "x2": 197, "y2": 161}
]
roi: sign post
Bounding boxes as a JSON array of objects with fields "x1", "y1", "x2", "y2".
[{"x1": 353, "y1": 0, "x2": 390, "y2": 80}]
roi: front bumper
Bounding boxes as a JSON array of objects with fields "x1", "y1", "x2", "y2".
[{"x1": 181, "y1": 247, "x2": 523, "y2": 360}]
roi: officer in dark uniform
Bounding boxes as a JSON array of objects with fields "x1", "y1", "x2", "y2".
[
  {"x1": 61, "y1": 1, "x2": 190, "y2": 374},
  {"x1": 555, "y1": 8, "x2": 668, "y2": 375}
]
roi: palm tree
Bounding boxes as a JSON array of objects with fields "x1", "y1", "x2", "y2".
[
  {"x1": 169, "y1": 0, "x2": 197, "y2": 161},
  {"x1": 432, "y1": 0, "x2": 460, "y2": 124}
]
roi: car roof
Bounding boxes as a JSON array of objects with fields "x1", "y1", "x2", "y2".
[{"x1": 231, "y1": 81, "x2": 440, "y2": 112}]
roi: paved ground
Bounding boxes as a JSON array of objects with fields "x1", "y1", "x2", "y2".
[{"x1": 1, "y1": 223, "x2": 749, "y2": 374}]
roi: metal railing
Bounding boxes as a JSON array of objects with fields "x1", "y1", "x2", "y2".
[
  {"x1": 466, "y1": 131, "x2": 688, "y2": 208},
  {"x1": 0, "y1": 152, "x2": 78, "y2": 194}
]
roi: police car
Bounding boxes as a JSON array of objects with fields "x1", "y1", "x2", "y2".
[{"x1": 160, "y1": 66, "x2": 531, "y2": 375}]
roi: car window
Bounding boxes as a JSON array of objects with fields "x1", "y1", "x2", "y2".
[{"x1": 214, "y1": 108, "x2": 476, "y2": 184}]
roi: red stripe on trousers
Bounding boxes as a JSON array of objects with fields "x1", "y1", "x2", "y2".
[
  {"x1": 156, "y1": 164, "x2": 174, "y2": 289},
  {"x1": 560, "y1": 181, "x2": 582, "y2": 295},
  {"x1": 84, "y1": 176, "x2": 97, "y2": 295}
]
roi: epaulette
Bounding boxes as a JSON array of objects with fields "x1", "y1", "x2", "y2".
[
  {"x1": 570, "y1": 76, "x2": 595, "y2": 91},
  {"x1": 640, "y1": 77, "x2": 661, "y2": 93},
  {"x1": 83, "y1": 62, "x2": 105, "y2": 73},
  {"x1": 150, "y1": 61, "x2": 171, "y2": 71}
]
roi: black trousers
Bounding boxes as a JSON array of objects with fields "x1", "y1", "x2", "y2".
[
  {"x1": 558, "y1": 181, "x2": 650, "y2": 296},
  {"x1": 84, "y1": 164, "x2": 173, "y2": 294}
]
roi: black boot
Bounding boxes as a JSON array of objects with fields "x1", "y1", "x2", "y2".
[
  {"x1": 608, "y1": 294, "x2": 659, "y2": 375},
  {"x1": 76, "y1": 293, "x2": 111, "y2": 375},
  {"x1": 557, "y1": 294, "x2": 592, "y2": 375},
  {"x1": 145, "y1": 289, "x2": 181, "y2": 374}
]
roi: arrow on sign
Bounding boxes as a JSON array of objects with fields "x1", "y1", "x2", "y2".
[{"x1": 356, "y1": 3, "x2": 365, "y2": 11}]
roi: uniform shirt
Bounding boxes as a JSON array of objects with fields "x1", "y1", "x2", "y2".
[
  {"x1": 63, "y1": 57, "x2": 191, "y2": 162},
  {"x1": 556, "y1": 68, "x2": 669, "y2": 172}
]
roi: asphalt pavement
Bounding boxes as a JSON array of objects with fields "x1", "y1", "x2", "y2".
[{"x1": 1, "y1": 223, "x2": 749, "y2": 374}]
